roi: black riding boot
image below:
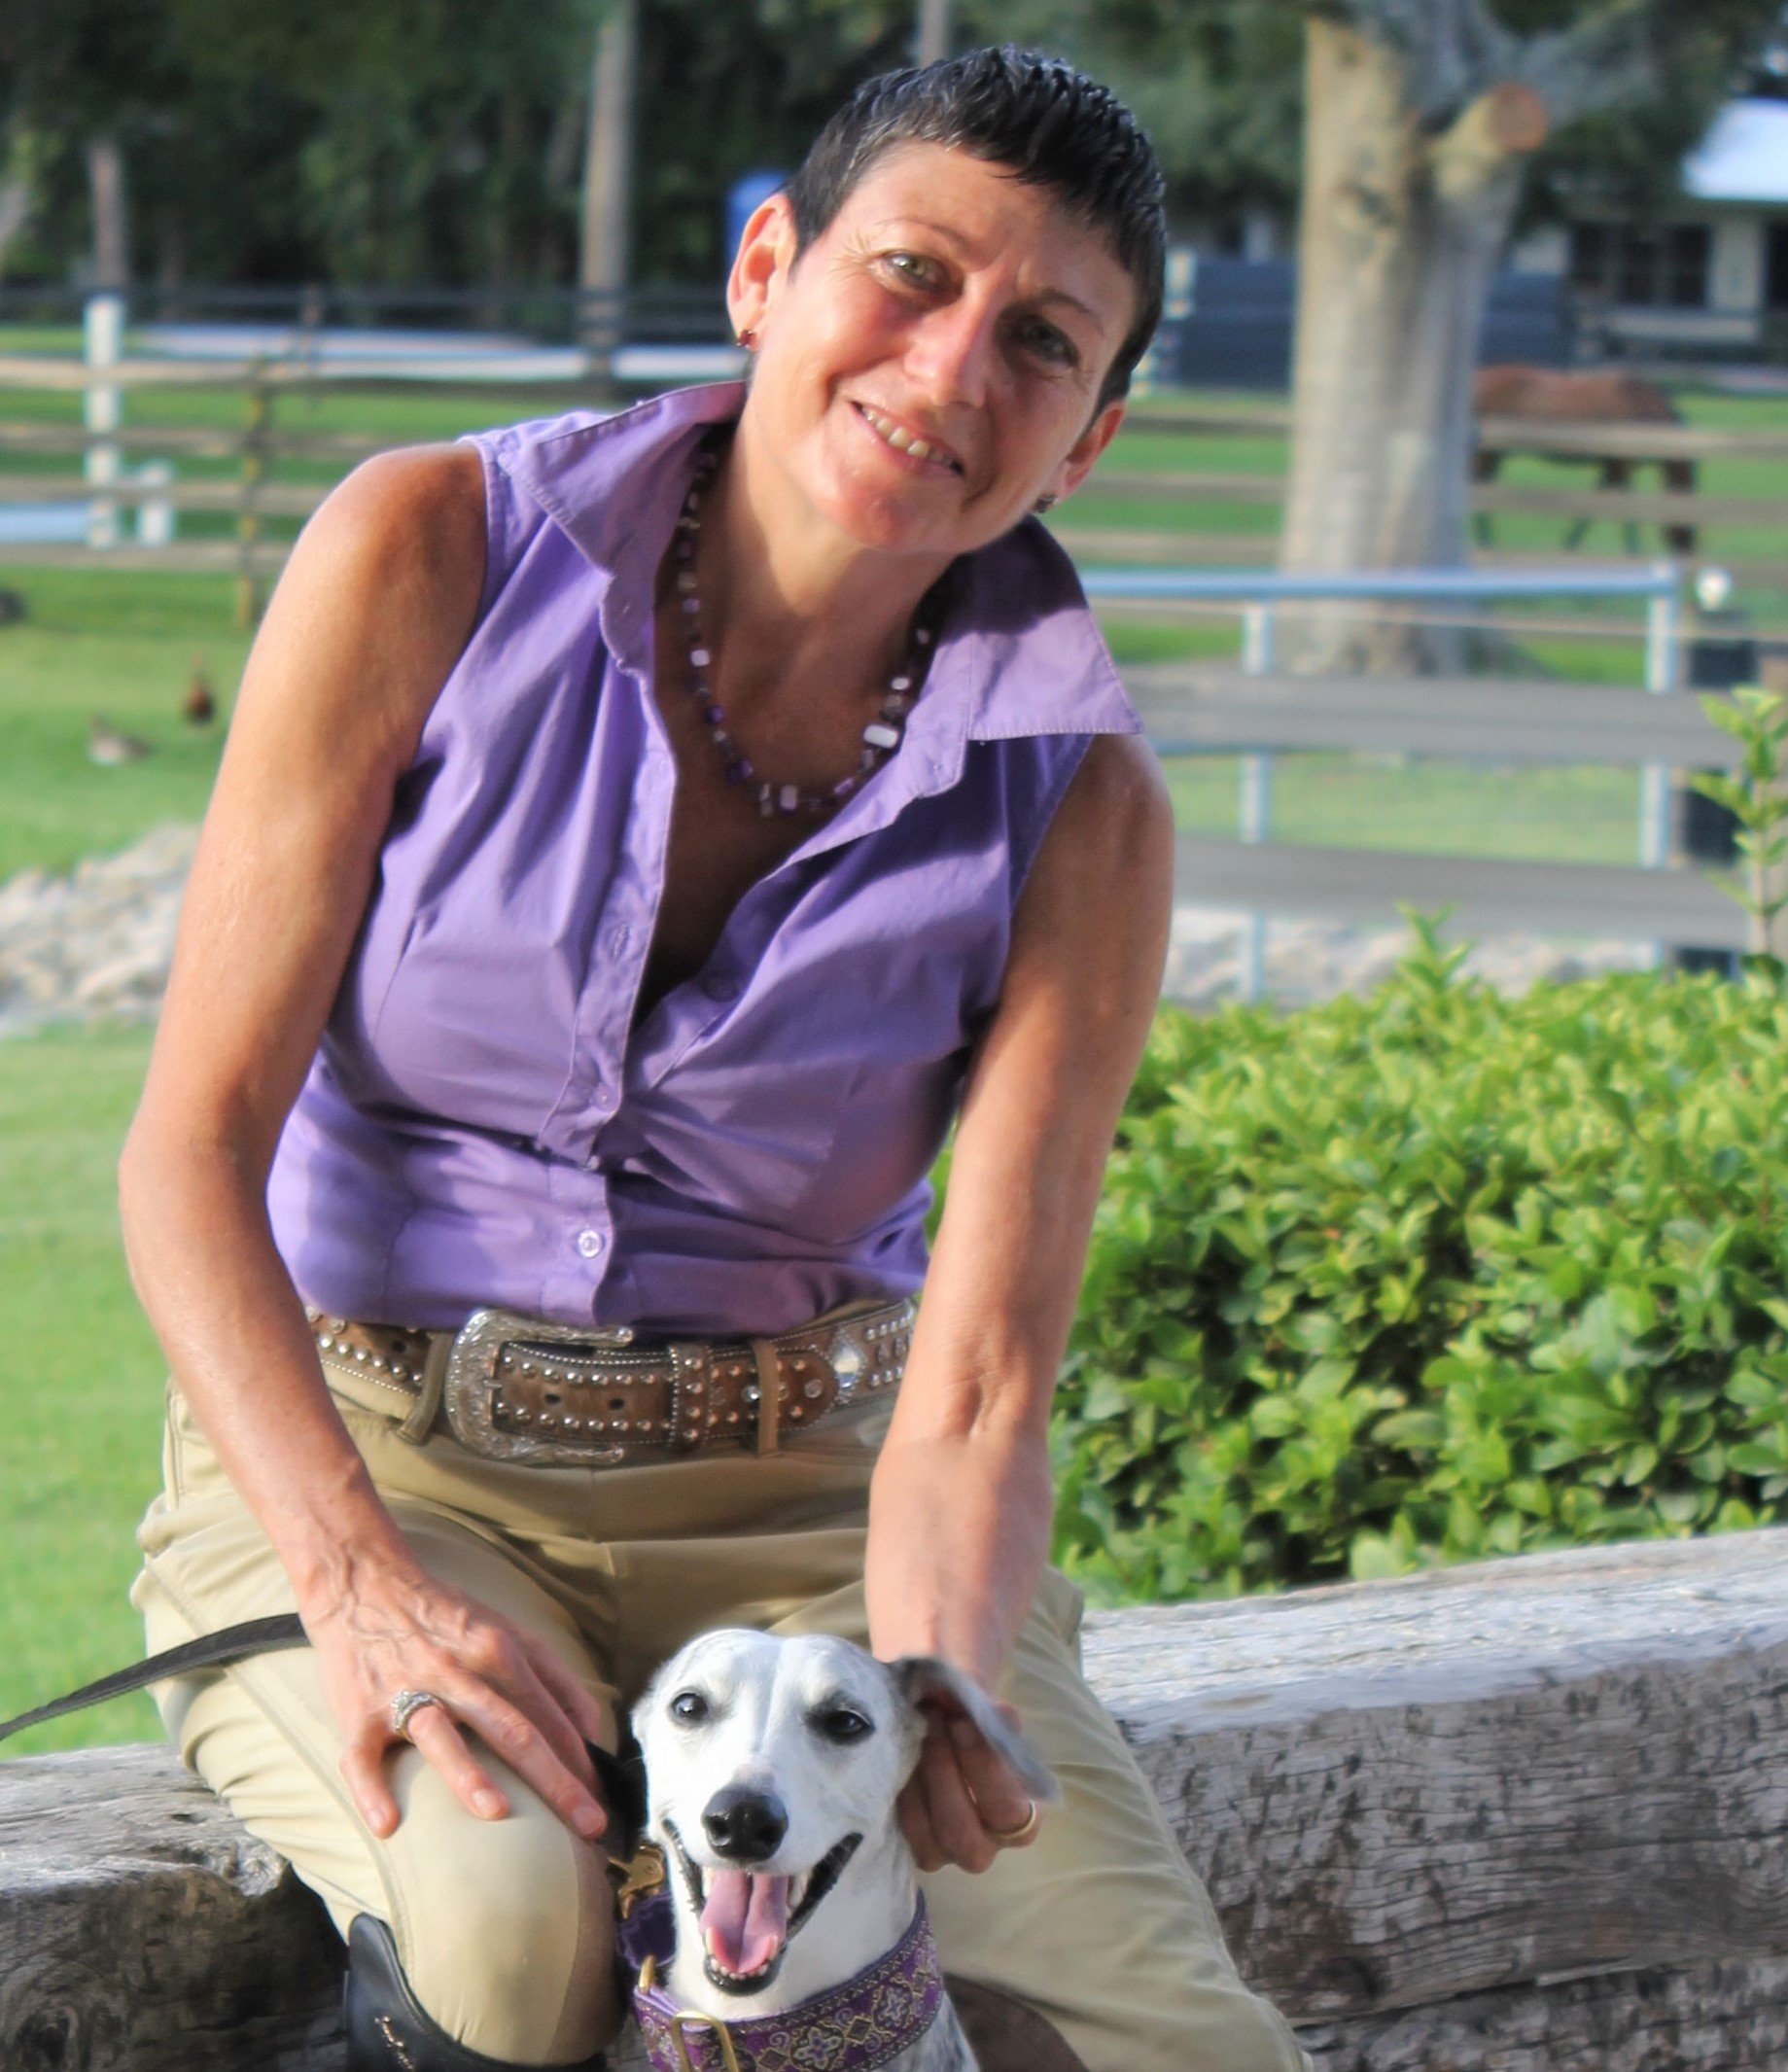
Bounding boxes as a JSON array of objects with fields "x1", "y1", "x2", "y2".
[{"x1": 343, "y1": 1914, "x2": 608, "y2": 2072}]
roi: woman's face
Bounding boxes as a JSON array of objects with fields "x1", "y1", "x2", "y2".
[{"x1": 727, "y1": 140, "x2": 1137, "y2": 563}]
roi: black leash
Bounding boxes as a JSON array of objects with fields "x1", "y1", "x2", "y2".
[
  {"x1": 0, "y1": 1612, "x2": 651, "y2": 1854},
  {"x1": 0, "y1": 1613, "x2": 310, "y2": 1745}
]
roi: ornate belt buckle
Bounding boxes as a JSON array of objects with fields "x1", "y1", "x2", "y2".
[{"x1": 444, "y1": 1307, "x2": 638, "y2": 1465}]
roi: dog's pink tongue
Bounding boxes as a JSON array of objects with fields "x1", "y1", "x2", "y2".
[{"x1": 701, "y1": 1871, "x2": 789, "y2": 1976}]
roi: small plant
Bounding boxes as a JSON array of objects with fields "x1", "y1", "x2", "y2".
[{"x1": 1690, "y1": 686, "x2": 1788, "y2": 966}]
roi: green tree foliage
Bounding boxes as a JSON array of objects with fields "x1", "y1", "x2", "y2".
[
  {"x1": 1055, "y1": 931, "x2": 1788, "y2": 1605},
  {"x1": 2, "y1": 0, "x2": 1780, "y2": 291}
]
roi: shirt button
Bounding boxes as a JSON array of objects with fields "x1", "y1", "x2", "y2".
[
  {"x1": 577, "y1": 1229, "x2": 606, "y2": 1259},
  {"x1": 610, "y1": 928, "x2": 632, "y2": 956}
]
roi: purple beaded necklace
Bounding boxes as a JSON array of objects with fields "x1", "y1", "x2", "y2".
[{"x1": 672, "y1": 433, "x2": 951, "y2": 819}]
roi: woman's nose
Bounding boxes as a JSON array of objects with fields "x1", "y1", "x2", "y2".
[{"x1": 903, "y1": 299, "x2": 997, "y2": 411}]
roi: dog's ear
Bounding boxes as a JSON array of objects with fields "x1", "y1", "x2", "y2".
[{"x1": 889, "y1": 1657, "x2": 1061, "y2": 1805}]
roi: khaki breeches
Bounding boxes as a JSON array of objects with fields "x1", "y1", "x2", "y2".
[{"x1": 131, "y1": 1364, "x2": 1309, "y2": 2072}]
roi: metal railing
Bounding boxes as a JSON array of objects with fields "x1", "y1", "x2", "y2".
[{"x1": 1079, "y1": 564, "x2": 1685, "y2": 1001}]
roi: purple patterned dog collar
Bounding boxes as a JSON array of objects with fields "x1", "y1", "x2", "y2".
[{"x1": 632, "y1": 1898, "x2": 945, "y2": 2072}]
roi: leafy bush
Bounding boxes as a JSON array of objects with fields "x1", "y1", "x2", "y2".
[{"x1": 1053, "y1": 923, "x2": 1788, "y2": 1604}]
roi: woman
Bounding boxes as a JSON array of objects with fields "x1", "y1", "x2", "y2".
[{"x1": 122, "y1": 46, "x2": 1308, "y2": 2072}]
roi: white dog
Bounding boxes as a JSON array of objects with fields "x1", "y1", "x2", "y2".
[{"x1": 628, "y1": 1629, "x2": 1061, "y2": 2072}]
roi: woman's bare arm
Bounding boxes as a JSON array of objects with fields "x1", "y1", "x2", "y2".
[
  {"x1": 121, "y1": 445, "x2": 612, "y2": 1845},
  {"x1": 863, "y1": 729, "x2": 1174, "y2": 1871}
]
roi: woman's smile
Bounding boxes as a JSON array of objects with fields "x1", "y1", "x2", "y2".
[{"x1": 848, "y1": 400, "x2": 966, "y2": 477}]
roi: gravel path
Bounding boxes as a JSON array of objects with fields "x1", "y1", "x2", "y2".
[{"x1": 0, "y1": 823, "x2": 1653, "y2": 1040}]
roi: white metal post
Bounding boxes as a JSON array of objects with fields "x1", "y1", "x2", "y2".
[
  {"x1": 1238, "y1": 602, "x2": 1275, "y2": 1002},
  {"x1": 1639, "y1": 564, "x2": 1680, "y2": 871},
  {"x1": 135, "y1": 460, "x2": 175, "y2": 546},
  {"x1": 84, "y1": 293, "x2": 124, "y2": 549}
]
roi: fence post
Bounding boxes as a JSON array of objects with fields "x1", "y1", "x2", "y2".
[
  {"x1": 1238, "y1": 601, "x2": 1275, "y2": 1002},
  {"x1": 83, "y1": 293, "x2": 124, "y2": 549},
  {"x1": 135, "y1": 460, "x2": 174, "y2": 546},
  {"x1": 1639, "y1": 563, "x2": 1681, "y2": 870},
  {"x1": 236, "y1": 366, "x2": 272, "y2": 630}
]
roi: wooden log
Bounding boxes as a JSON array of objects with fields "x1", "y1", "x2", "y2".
[
  {"x1": 0, "y1": 1744, "x2": 342, "y2": 2071},
  {"x1": 1083, "y1": 1528, "x2": 1788, "y2": 2019},
  {"x1": 3, "y1": 1532, "x2": 1787, "y2": 2069},
  {"x1": 1296, "y1": 1954, "x2": 1788, "y2": 2071}
]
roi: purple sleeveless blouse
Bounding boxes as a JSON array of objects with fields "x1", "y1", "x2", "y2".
[{"x1": 266, "y1": 382, "x2": 1141, "y2": 1338}]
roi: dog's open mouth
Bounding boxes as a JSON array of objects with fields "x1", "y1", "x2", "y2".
[{"x1": 661, "y1": 1821, "x2": 861, "y2": 1994}]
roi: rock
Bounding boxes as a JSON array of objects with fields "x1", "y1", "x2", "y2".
[{"x1": 0, "y1": 825, "x2": 198, "y2": 1038}]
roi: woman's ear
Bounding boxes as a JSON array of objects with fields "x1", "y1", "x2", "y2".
[
  {"x1": 726, "y1": 190, "x2": 799, "y2": 348},
  {"x1": 889, "y1": 1656, "x2": 1061, "y2": 1803},
  {"x1": 1038, "y1": 397, "x2": 1127, "y2": 513}
]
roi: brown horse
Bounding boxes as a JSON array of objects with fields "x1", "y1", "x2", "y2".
[{"x1": 1472, "y1": 365, "x2": 1697, "y2": 555}]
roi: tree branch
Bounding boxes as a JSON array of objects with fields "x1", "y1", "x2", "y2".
[
  {"x1": 1317, "y1": 0, "x2": 1667, "y2": 131},
  {"x1": 1511, "y1": 0, "x2": 1661, "y2": 130},
  {"x1": 1314, "y1": 0, "x2": 1520, "y2": 124}
]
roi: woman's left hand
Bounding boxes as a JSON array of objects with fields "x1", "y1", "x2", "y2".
[{"x1": 897, "y1": 1696, "x2": 1040, "y2": 1874}]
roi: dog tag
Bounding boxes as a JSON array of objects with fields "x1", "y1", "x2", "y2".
[{"x1": 611, "y1": 1839, "x2": 667, "y2": 1919}]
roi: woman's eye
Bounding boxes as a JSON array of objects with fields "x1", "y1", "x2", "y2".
[
  {"x1": 1019, "y1": 320, "x2": 1075, "y2": 367},
  {"x1": 885, "y1": 252, "x2": 938, "y2": 288},
  {"x1": 670, "y1": 1690, "x2": 710, "y2": 1725},
  {"x1": 817, "y1": 1707, "x2": 873, "y2": 1742}
]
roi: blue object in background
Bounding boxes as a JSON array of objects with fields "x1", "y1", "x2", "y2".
[
  {"x1": 725, "y1": 172, "x2": 789, "y2": 271},
  {"x1": 1157, "y1": 258, "x2": 1576, "y2": 390}
]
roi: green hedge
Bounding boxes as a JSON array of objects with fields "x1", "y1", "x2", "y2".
[{"x1": 1053, "y1": 927, "x2": 1788, "y2": 1604}]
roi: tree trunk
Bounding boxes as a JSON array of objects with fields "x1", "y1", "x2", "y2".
[
  {"x1": 86, "y1": 134, "x2": 129, "y2": 290},
  {"x1": 1279, "y1": 20, "x2": 1539, "y2": 673},
  {"x1": 579, "y1": 0, "x2": 637, "y2": 357}
]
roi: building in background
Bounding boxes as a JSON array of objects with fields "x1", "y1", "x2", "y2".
[{"x1": 1510, "y1": 93, "x2": 1788, "y2": 361}]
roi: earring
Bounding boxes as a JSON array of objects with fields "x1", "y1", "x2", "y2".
[
  {"x1": 737, "y1": 327, "x2": 758, "y2": 351},
  {"x1": 1033, "y1": 492, "x2": 1058, "y2": 513}
]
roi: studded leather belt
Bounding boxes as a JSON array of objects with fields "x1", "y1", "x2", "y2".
[{"x1": 305, "y1": 1296, "x2": 917, "y2": 1467}]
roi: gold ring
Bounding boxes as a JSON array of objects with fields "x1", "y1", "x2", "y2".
[{"x1": 983, "y1": 1798, "x2": 1040, "y2": 1845}]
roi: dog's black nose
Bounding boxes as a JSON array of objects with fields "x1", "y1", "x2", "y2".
[{"x1": 702, "y1": 1785, "x2": 788, "y2": 1862}]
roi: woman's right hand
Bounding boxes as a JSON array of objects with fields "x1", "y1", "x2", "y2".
[{"x1": 305, "y1": 1563, "x2": 614, "y2": 1846}]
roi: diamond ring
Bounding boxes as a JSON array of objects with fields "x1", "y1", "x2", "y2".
[{"x1": 388, "y1": 1688, "x2": 447, "y2": 1739}]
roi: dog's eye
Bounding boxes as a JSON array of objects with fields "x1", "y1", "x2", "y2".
[
  {"x1": 815, "y1": 1706, "x2": 873, "y2": 1743},
  {"x1": 669, "y1": 1690, "x2": 710, "y2": 1725}
]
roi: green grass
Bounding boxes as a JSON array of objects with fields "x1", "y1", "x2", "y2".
[
  {"x1": 0, "y1": 569, "x2": 245, "y2": 878},
  {"x1": 0, "y1": 1022, "x2": 164, "y2": 1755}
]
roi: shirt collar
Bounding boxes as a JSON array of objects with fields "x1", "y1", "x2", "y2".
[{"x1": 494, "y1": 380, "x2": 1140, "y2": 754}]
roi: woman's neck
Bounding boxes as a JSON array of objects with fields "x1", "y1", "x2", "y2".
[{"x1": 694, "y1": 419, "x2": 952, "y2": 705}]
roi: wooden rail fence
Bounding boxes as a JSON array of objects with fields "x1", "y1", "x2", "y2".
[
  {"x1": 1128, "y1": 662, "x2": 1752, "y2": 954},
  {"x1": 3, "y1": 359, "x2": 1782, "y2": 621}
]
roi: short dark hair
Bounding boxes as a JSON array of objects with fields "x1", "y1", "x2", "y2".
[{"x1": 785, "y1": 46, "x2": 1165, "y2": 414}]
